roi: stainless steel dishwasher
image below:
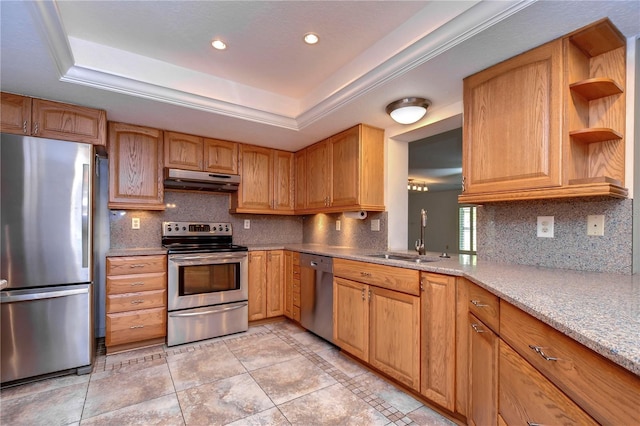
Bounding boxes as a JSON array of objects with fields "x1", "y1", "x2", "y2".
[{"x1": 299, "y1": 253, "x2": 334, "y2": 344}]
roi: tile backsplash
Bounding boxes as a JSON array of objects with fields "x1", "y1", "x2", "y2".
[
  {"x1": 109, "y1": 191, "x2": 303, "y2": 248},
  {"x1": 302, "y1": 211, "x2": 387, "y2": 250},
  {"x1": 477, "y1": 197, "x2": 633, "y2": 274}
]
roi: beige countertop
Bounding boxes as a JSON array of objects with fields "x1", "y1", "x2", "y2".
[{"x1": 108, "y1": 243, "x2": 640, "y2": 376}]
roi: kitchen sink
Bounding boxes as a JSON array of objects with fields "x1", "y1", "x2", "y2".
[{"x1": 366, "y1": 253, "x2": 438, "y2": 263}]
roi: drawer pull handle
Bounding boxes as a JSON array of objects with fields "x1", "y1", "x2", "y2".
[
  {"x1": 471, "y1": 299, "x2": 488, "y2": 307},
  {"x1": 529, "y1": 345, "x2": 558, "y2": 361},
  {"x1": 130, "y1": 300, "x2": 144, "y2": 304},
  {"x1": 360, "y1": 272, "x2": 372, "y2": 277},
  {"x1": 471, "y1": 323, "x2": 484, "y2": 333},
  {"x1": 527, "y1": 422, "x2": 542, "y2": 426},
  {"x1": 129, "y1": 264, "x2": 146, "y2": 268},
  {"x1": 130, "y1": 282, "x2": 145, "y2": 286},
  {"x1": 129, "y1": 325, "x2": 144, "y2": 329}
]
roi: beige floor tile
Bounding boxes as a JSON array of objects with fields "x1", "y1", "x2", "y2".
[
  {"x1": 250, "y1": 355, "x2": 336, "y2": 405},
  {"x1": 0, "y1": 381, "x2": 87, "y2": 426},
  {"x1": 406, "y1": 406, "x2": 457, "y2": 425},
  {"x1": 177, "y1": 373, "x2": 274, "y2": 425},
  {"x1": 0, "y1": 373, "x2": 89, "y2": 401},
  {"x1": 289, "y1": 330, "x2": 335, "y2": 353},
  {"x1": 226, "y1": 407, "x2": 291, "y2": 426},
  {"x1": 82, "y1": 363, "x2": 174, "y2": 419},
  {"x1": 167, "y1": 344, "x2": 246, "y2": 391},
  {"x1": 228, "y1": 335, "x2": 300, "y2": 371},
  {"x1": 80, "y1": 394, "x2": 185, "y2": 426},
  {"x1": 278, "y1": 383, "x2": 389, "y2": 426},
  {"x1": 316, "y1": 347, "x2": 367, "y2": 378},
  {"x1": 264, "y1": 320, "x2": 305, "y2": 335}
]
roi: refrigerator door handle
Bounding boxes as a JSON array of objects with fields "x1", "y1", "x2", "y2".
[
  {"x1": 82, "y1": 163, "x2": 90, "y2": 268},
  {"x1": 1, "y1": 286, "x2": 89, "y2": 303}
]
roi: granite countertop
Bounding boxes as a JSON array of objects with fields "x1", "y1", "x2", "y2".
[
  {"x1": 278, "y1": 243, "x2": 640, "y2": 377},
  {"x1": 107, "y1": 243, "x2": 639, "y2": 376}
]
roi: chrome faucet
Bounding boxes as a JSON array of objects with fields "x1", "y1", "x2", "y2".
[{"x1": 415, "y1": 209, "x2": 427, "y2": 255}]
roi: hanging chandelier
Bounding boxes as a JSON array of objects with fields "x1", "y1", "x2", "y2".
[{"x1": 407, "y1": 179, "x2": 428, "y2": 192}]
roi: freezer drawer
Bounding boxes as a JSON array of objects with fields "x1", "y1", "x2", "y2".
[{"x1": 1, "y1": 284, "x2": 94, "y2": 383}]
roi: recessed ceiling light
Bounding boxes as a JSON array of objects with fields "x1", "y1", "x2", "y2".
[
  {"x1": 303, "y1": 33, "x2": 319, "y2": 45},
  {"x1": 211, "y1": 39, "x2": 227, "y2": 50}
]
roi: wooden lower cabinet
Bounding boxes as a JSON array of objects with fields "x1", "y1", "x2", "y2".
[
  {"x1": 333, "y1": 276, "x2": 420, "y2": 391},
  {"x1": 248, "y1": 250, "x2": 284, "y2": 321},
  {"x1": 283, "y1": 251, "x2": 301, "y2": 322},
  {"x1": 468, "y1": 313, "x2": 499, "y2": 426},
  {"x1": 105, "y1": 255, "x2": 167, "y2": 353},
  {"x1": 499, "y1": 340, "x2": 597, "y2": 425}
]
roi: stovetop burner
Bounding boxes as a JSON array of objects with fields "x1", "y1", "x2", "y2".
[{"x1": 162, "y1": 221, "x2": 247, "y2": 253}]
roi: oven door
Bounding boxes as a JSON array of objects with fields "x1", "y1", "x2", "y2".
[{"x1": 167, "y1": 252, "x2": 248, "y2": 311}]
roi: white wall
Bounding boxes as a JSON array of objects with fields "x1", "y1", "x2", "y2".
[{"x1": 385, "y1": 135, "x2": 408, "y2": 250}]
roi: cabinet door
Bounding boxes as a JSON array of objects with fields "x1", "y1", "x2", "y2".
[
  {"x1": 32, "y1": 98, "x2": 106, "y2": 145},
  {"x1": 330, "y1": 126, "x2": 360, "y2": 207},
  {"x1": 266, "y1": 250, "x2": 284, "y2": 317},
  {"x1": 333, "y1": 277, "x2": 369, "y2": 361},
  {"x1": 204, "y1": 138, "x2": 238, "y2": 174},
  {"x1": 108, "y1": 122, "x2": 164, "y2": 210},
  {"x1": 283, "y1": 251, "x2": 293, "y2": 318},
  {"x1": 499, "y1": 341, "x2": 597, "y2": 425},
  {"x1": 305, "y1": 139, "x2": 331, "y2": 209},
  {"x1": 468, "y1": 313, "x2": 498, "y2": 426},
  {"x1": 420, "y1": 273, "x2": 456, "y2": 409},
  {"x1": 462, "y1": 40, "x2": 562, "y2": 194},
  {"x1": 272, "y1": 150, "x2": 294, "y2": 211},
  {"x1": 294, "y1": 150, "x2": 306, "y2": 210},
  {"x1": 370, "y1": 286, "x2": 421, "y2": 391},
  {"x1": 0, "y1": 92, "x2": 31, "y2": 135},
  {"x1": 164, "y1": 131, "x2": 203, "y2": 170},
  {"x1": 248, "y1": 251, "x2": 267, "y2": 321},
  {"x1": 238, "y1": 145, "x2": 273, "y2": 210}
]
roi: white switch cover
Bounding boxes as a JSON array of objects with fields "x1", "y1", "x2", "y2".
[
  {"x1": 244, "y1": 219, "x2": 251, "y2": 230},
  {"x1": 371, "y1": 219, "x2": 381, "y2": 231},
  {"x1": 336, "y1": 220, "x2": 341, "y2": 231},
  {"x1": 131, "y1": 217, "x2": 140, "y2": 230},
  {"x1": 537, "y1": 216, "x2": 554, "y2": 238},
  {"x1": 587, "y1": 215, "x2": 605, "y2": 236}
]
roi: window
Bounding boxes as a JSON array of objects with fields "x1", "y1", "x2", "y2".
[{"x1": 459, "y1": 206, "x2": 477, "y2": 254}]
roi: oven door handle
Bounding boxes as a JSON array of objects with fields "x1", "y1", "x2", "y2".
[
  {"x1": 170, "y1": 254, "x2": 247, "y2": 265},
  {"x1": 169, "y1": 302, "x2": 247, "y2": 317}
]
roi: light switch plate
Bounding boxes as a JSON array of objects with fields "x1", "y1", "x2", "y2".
[
  {"x1": 537, "y1": 216, "x2": 554, "y2": 238},
  {"x1": 336, "y1": 220, "x2": 341, "y2": 231},
  {"x1": 371, "y1": 219, "x2": 380, "y2": 231},
  {"x1": 587, "y1": 215, "x2": 604, "y2": 236}
]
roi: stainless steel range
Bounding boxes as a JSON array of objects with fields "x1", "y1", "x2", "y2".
[{"x1": 162, "y1": 222, "x2": 248, "y2": 346}]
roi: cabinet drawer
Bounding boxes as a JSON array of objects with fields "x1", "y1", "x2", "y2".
[
  {"x1": 293, "y1": 264, "x2": 301, "y2": 278},
  {"x1": 500, "y1": 301, "x2": 640, "y2": 425},
  {"x1": 499, "y1": 340, "x2": 597, "y2": 425},
  {"x1": 292, "y1": 292, "x2": 300, "y2": 307},
  {"x1": 334, "y1": 258, "x2": 420, "y2": 296},
  {"x1": 106, "y1": 255, "x2": 166, "y2": 276},
  {"x1": 107, "y1": 289, "x2": 166, "y2": 313},
  {"x1": 293, "y1": 252, "x2": 300, "y2": 265},
  {"x1": 292, "y1": 305, "x2": 301, "y2": 322},
  {"x1": 106, "y1": 307, "x2": 166, "y2": 347},
  {"x1": 468, "y1": 282, "x2": 499, "y2": 333},
  {"x1": 107, "y1": 272, "x2": 166, "y2": 295}
]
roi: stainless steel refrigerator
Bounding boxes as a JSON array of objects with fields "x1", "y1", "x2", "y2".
[{"x1": 1, "y1": 133, "x2": 95, "y2": 384}]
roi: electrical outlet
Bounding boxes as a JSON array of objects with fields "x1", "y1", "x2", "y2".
[
  {"x1": 587, "y1": 215, "x2": 604, "y2": 236},
  {"x1": 131, "y1": 217, "x2": 140, "y2": 230},
  {"x1": 244, "y1": 219, "x2": 250, "y2": 230},
  {"x1": 537, "y1": 216, "x2": 554, "y2": 238},
  {"x1": 336, "y1": 220, "x2": 341, "y2": 231},
  {"x1": 371, "y1": 219, "x2": 380, "y2": 231}
]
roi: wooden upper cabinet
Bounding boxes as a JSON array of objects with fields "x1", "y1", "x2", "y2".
[
  {"x1": 204, "y1": 138, "x2": 238, "y2": 174},
  {"x1": 297, "y1": 123, "x2": 384, "y2": 214},
  {"x1": 108, "y1": 122, "x2": 165, "y2": 210},
  {"x1": 1, "y1": 93, "x2": 106, "y2": 145},
  {"x1": 305, "y1": 139, "x2": 331, "y2": 209},
  {"x1": 164, "y1": 132, "x2": 238, "y2": 175},
  {"x1": 294, "y1": 150, "x2": 306, "y2": 210},
  {"x1": 460, "y1": 19, "x2": 627, "y2": 203},
  {"x1": 164, "y1": 131, "x2": 203, "y2": 171},
  {"x1": 231, "y1": 144, "x2": 294, "y2": 214},
  {"x1": 0, "y1": 92, "x2": 31, "y2": 135},
  {"x1": 462, "y1": 39, "x2": 563, "y2": 196}
]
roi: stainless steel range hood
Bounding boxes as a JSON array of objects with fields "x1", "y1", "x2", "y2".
[{"x1": 164, "y1": 168, "x2": 240, "y2": 192}]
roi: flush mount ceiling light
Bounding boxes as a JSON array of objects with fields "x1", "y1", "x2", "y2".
[
  {"x1": 211, "y1": 39, "x2": 227, "y2": 50},
  {"x1": 386, "y1": 97, "x2": 431, "y2": 124},
  {"x1": 303, "y1": 33, "x2": 319, "y2": 45}
]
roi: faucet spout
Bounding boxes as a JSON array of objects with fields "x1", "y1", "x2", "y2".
[{"x1": 415, "y1": 209, "x2": 427, "y2": 255}]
